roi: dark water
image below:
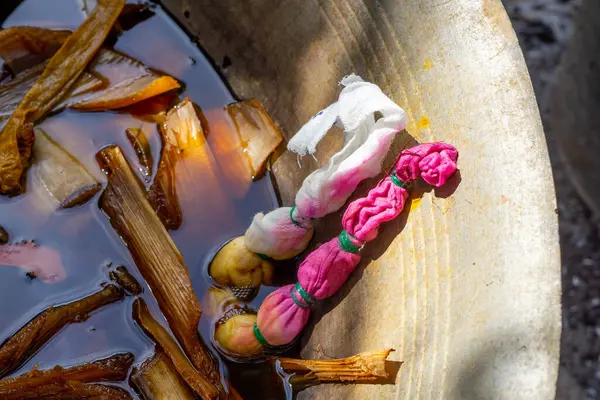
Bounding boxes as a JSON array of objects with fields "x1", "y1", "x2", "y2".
[{"x1": 0, "y1": 1, "x2": 290, "y2": 398}]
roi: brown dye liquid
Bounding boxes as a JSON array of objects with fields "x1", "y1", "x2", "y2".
[{"x1": 0, "y1": 1, "x2": 292, "y2": 398}]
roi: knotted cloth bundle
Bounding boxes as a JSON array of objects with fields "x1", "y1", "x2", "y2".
[
  {"x1": 209, "y1": 75, "x2": 407, "y2": 297},
  {"x1": 214, "y1": 142, "x2": 459, "y2": 356},
  {"x1": 245, "y1": 74, "x2": 408, "y2": 260}
]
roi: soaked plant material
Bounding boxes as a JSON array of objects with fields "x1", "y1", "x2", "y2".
[
  {"x1": 131, "y1": 350, "x2": 195, "y2": 400},
  {"x1": 0, "y1": 0, "x2": 126, "y2": 194},
  {"x1": 109, "y1": 265, "x2": 143, "y2": 295},
  {"x1": 70, "y1": 48, "x2": 180, "y2": 111},
  {"x1": 132, "y1": 299, "x2": 218, "y2": 400},
  {"x1": 0, "y1": 63, "x2": 106, "y2": 130},
  {"x1": 96, "y1": 145, "x2": 223, "y2": 391},
  {"x1": 226, "y1": 99, "x2": 283, "y2": 180},
  {"x1": 0, "y1": 27, "x2": 71, "y2": 74},
  {"x1": 0, "y1": 353, "x2": 134, "y2": 398},
  {"x1": 125, "y1": 128, "x2": 153, "y2": 180},
  {"x1": 148, "y1": 99, "x2": 231, "y2": 230},
  {"x1": 33, "y1": 128, "x2": 101, "y2": 209},
  {"x1": 0, "y1": 381, "x2": 132, "y2": 399},
  {"x1": 0, "y1": 284, "x2": 124, "y2": 378}
]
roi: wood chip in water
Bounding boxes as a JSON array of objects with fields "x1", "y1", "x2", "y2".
[
  {"x1": 33, "y1": 128, "x2": 101, "y2": 209},
  {"x1": 0, "y1": 284, "x2": 124, "y2": 378},
  {"x1": 125, "y1": 127, "x2": 153, "y2": 180},
  {"x1": 0, "y1": 381, "x2": 132, "y2": 399},
  {"x1": 226, "y1": 99, "x2": 284, "y2": 180},
  {"x1": 69, "y1": 48, "x2": 180, "y2": 111},
  {"x1": 0, "y1": 63, "x2": 106, "y2": 131},
  {"x1": 96, "y1": 145, "x2": 223, "y2": 392},
  {"x1": 132, "y1": 299, "x2": 219, "y2": 400},
  {"x1": 131, "y1": 350, "x2": 195, "y2": 400},
  {"x1": 0, "y1": 0, "x2": 126, "y2": 194},
  {"x1": 0, "y1": 353, "x2": 134, "y2": 398},
  {"x1": 148, "y1": 99, "x2": 233, "y2": 231},
  {"x1": 0, "y1": 26, "x2": 71, "y2": 74},
  {"x1": 109, "y1": 265, "x2": 142, "y2": 295}
]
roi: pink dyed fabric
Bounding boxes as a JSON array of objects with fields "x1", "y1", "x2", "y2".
[
  {"x1": 342, "y1": 178, "x2": 409, "y2": 242},
  {"x1": 255, "y1": 142, "x2": 459, "y2": 346}
]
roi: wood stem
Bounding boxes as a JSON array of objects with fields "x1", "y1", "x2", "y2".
[
  {"x1": 96, "y1": 145, "x2": 223, "y2": 393},
  {"x1": 0, "y1": 284, "x2": 124, "y2": 378}
]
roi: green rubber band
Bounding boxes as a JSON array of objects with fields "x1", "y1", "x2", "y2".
[
  {"x1": 291, "y1": 286, "x2": 310, "y2": 309},
  {"x1": 253, "y1": 323, "x2": 270, "y2": 346},
  {"x1": 338, "y1": 230, "x2": 362, "y2": 253},
  {"x1": 290, "y1": 206, "x2": 303, "y2": 227},
  {"x1": 295, "y1": 282, "x2": 316, "y2": 306},
  {"x1": 390, "y1": 170, "x2": 408, "y2": 188},
  {"x1": 256, "y1": 253, "x2": 269, "y2": 261}
]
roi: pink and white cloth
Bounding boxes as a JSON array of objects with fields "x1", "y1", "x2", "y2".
[
  {"x1": 244, "y1": 75, "x2": 407, "y2": 260},
  {"x1": 253, "y1": 142, "x2": 459, "y2": 347}
]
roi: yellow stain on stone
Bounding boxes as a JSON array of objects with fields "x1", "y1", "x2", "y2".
[
  {"x1": 410, "y1": 195, "x2": 423, "y2": 211},
  {"x1": 423, "y1": 58, "x2": 434, "y2": 70},
  {"x1": 418, "y1": 116, "x2": 430, "y2": 130}
]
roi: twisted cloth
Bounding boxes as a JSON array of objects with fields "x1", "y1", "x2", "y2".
[
  {"x1": 251, "y1": 142, "x2": 459, "y2": 347},
  {"x1": 243, "y1": 74, "x2": 407, "y2": 260}
]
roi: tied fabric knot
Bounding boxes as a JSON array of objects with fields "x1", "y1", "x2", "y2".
[
  {"x1": 251, "y1": 143, "x2": 458, "y2": 348},
  {"x1": 289, "y1": 205, "x2": 310, "y2": 229},
  {"x1": 338, "y1": 230, "x2": 363, "y2": 253},
  {"x1": 389, "y1": 169, "x2": 409, "y2": 188},
  {"x1": 290, "y1": 282, "x2": 316, "y2": 309},
  {"x1": 243, "y1": 74, "x2": 406, "y2": 260}
]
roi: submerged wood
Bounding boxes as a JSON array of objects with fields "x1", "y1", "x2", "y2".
[
  {"x1": 0, "y1": 63, "x2": 106, "y2": 131},
  {"x1": 132, "y1": 299, "x2": 218, "y2": 400},
  {"x1": 0, "y1": 27, "x2": 71, "y2": 74},
  {"x1": 0, "y1": 42, "x2": 177, "y2": 124},
  {"x1": 126, "y1": 128, "x2": 153, "y2": 180},
  {"x1": 57, "y1": 48, "x2": 179, "y2": 111},
  {"x1": 33, "y1": 128, "x2": 101, "y2": 208},
  {"x1": 226, "y1": 99, "x2": 283, "y2": 180},
  {"x1": 147, "y1": 115, "x2": 182, "y2": 230},
  {"x1": 109, "y1": 265, "x2": 143, "y2": 295},
  {"x1": 0, "y1": 284, "x2": 124, "y2": 378},
  {"x1": 0, "y1": 380, "x2": 132, "y2": 400},
  {"x1": 0, "y1": 0, "x2": 126, "y2": 194},
  {"x1": 0, "y1": 353, "x2": 133, "y2": 397},
  {"x1": 96, "y1": 145, "x2": 223, "y2": 391},
  {"x1": 278, "y1": 349, "x2": 394, "y2": 386},
  {"x1": 149, "y1": 99, "x2": 232, "y2": 231},
  {"x1": 131, "y1": 350, "x2": 195, "y2": 400}
]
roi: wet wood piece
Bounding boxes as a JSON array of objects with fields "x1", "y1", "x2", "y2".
[
  {"x1": 0, "y1": 353, "x2": 134, "y2": 397},
  {"x1": 96, "y1": 145, "x2": 223, "y2": 392},
  {"x1": 109, "y1": 265, "x2": 143, "y2": 295},
  {"x1": 0, "y1": 380, "x2": 132, "y2": 399},
  {"x1": 148, "y1": 99, "x2": 232, "y2": 231},
  {"x1": 226, "y1": 99, "x2": 284, "y2": 180},
  {"x1": 125, "y1": 128, "x2": 153, "y2": 180},
  {"x1": 0, "y1": 27, "x2": 71, "y2": 74},
  {"x1": 33, "y1": 128, "x2": 101, "y2": 209},
  {"x1": 132, "y1": 299, "x2": 218, "y2": 400},
  {"x1": 0, "y1": 0, "x2": 126, "y2": 194},
  {"x1": 0, "y1": 63, "x2": 106, "y2": 131},
  {"x1": 131, "y1": 350, "x2": 196, "y2": 400},
  {"x1": 0, "y1": 284, "x2": 124, "y2": 378}
]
